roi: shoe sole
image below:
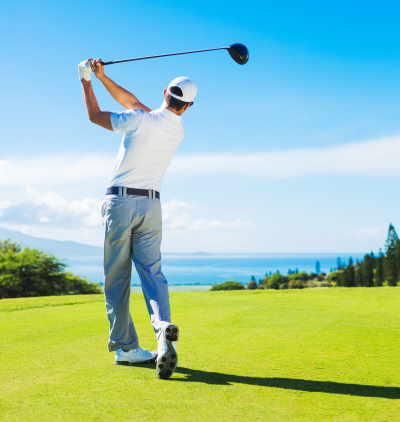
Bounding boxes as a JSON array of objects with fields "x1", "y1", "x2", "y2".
[
  {"x1": 156, "y1": 324, "x2": 179, "y2": 379},
  {"x1": 116, "y1": 356, "x2": 157, "y2": 366}
]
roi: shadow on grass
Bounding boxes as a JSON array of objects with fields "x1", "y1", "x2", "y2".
[{"x1": 133, "y1": 363, "x2": 400, "y2": 399}]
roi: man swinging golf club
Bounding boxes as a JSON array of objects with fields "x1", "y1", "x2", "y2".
[{"x1": 78, "y1": 58, "x2": 197, "y2": 379}]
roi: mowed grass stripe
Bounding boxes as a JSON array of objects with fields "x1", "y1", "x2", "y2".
[
  {"x1": 0, "y1": 288, "x2": 399, "y2": 422},
  {"x1": 0, "y1": 294, "x2": 104, "y2": 313}
]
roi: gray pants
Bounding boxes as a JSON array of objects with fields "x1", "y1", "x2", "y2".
[{"x1": 102, "y1": 194, "x2": 170, "y2": 352}]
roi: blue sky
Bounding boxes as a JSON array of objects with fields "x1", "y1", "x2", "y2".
[{"x1": 1, "y1": 0, "x2": 400, "y2": 252}]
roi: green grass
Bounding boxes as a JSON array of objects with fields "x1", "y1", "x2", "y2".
[{"x1": 0, "y1": 288, "x2": 399, "y2": 422}]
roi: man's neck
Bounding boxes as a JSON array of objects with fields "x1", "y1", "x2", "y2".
[{"x1": 166, "y1": 105, "x2": 184, "y2": 116}]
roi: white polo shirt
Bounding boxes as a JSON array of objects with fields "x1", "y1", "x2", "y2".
[{"x1": 109, "y1": 106, "x2": 184, "y2": 191}]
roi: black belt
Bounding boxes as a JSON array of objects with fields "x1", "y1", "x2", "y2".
[{"x1": 106, "y1": 186, "x2": 160, "y2": 199}]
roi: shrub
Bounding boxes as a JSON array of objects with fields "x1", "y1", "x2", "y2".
[
  {"x1": 260, "y1": 273, "x2": 288, "y2": 289},
  {"x1": 326, "y1": 270, "x2": 343, "y2": 286},
  {"x1": 287, "y1": 279, "x2": 306, "y2": 289},
  {"x1": 247, "y1": 280, "x2": 258, "y2": 290},
  {"x1": 318, "y1": 281, "x2": 333, "y2": 287},
  {"x1": 307, "y1": 280, "x2": 333, "y2": 288},
  {"x1": 63, "y1": 272, "x2": 102, "y2": 295},
  {"x1": 287, "y1": 272, "x2": 309, "y2": 282},
  {"x1": 210, "y1": 281, "x2": 245, "y2": 291}
]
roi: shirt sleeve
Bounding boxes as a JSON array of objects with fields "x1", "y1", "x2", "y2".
[{"x1": 110, "y1": 109, "x2": 145, "y2": 133}]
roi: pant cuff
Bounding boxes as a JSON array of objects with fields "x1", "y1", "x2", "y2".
[{"x1": 108, "y1": 341, "x2": 140, "y2": 352}]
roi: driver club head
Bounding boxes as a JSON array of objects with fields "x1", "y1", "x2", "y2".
[{"x1": 227, "y1": 43, "x2": 249, "y2": 65}]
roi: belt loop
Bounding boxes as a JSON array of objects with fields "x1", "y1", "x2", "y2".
[
  {"x1": 122, "y1": 187, "x2": 127, "y2": 196},
  {"x1": 118, "y1": 187, "x2": 122, "y2": 196}
]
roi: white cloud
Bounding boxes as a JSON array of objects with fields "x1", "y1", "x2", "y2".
[
  {"x1": 1, "y1": 136, "x2": 400, "y2": 189},
  {"x1": 0, "y1": 155, "x2": 111, "y2": 187},
  {"x1": 0, "y1": 135, "x2": 398, "y2": 249},
  {"x1": 169, "y1": 135, "x2": 400, "y2": 179},
  {"x1": 0, "y1": 190, "x2": 251, "y2": 237},
  {"x1": 162, "y1": 200, "x2": 253, "y2": 231},
  {"x1": 0, "y1": 200, "x2": 11, "y2": 212},
  {"x1": 352, "y1": 226, "x2": 387, "y2": 243},
  {"x1": 0, "y1": 188, "x2": 102, "y2": 227}
]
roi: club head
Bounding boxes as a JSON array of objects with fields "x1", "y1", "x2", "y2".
[{"x1": 227, "y1": 43, "x2": 249, "y2": 65}]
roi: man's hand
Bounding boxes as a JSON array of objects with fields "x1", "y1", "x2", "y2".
[
  {"x1": 78, "y1": 59, "x2": 93, "y2": 82},
  {"x1": 92, "y1": 59, "x2": 105, "y2": 80}
]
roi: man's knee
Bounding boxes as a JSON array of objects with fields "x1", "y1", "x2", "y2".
[{"x1": 134, "y1": 257, "x2": 162, "y2": 276}]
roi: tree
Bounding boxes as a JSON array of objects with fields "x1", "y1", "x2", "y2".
[
  {"x1": 247, "y1": 276, "x2": 258, "y2": 289},
  {"x1": 374, "y1": 249, "x2": 384, "y2": 286},
  {"x1": 0, "y1": 240, "x2": 101, "y2": 298},
  {"x1": 247, "y1": 280, "x2": 258, "y2": 289},
  {"x1": 384, "y1": 223, "x2": 399, "y2": 253},
  {"x1": 341, "y1": 257, "x2": 355, "y2": 287},
  {"x1": 354, "y1": 263, "x2": 363, "y2": 286},
  {"x1": 327, "y1": 269, "x2": 344, "y2": 286},
  {"x1": 363, "y1": 254, "x2": 374, "y2": 287},
  {"x1": 315, "y1": 260, "x2": 321, "y2": 275},
  {"x1": 385, "y1": 243, "x2": 399, "y2": 286},
  {"x1": 383, "y1": 224, "x2": 399, "y2": 286},
  {"x1": 0, "y1": 240, "x2": 21, "y2": 253},
  {"x1": 336, "y1": 257, "x2": 345, "y2": 270}
]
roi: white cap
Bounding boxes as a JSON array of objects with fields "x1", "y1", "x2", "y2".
[{"x1": 167, "y1": 76, "x2": 198, "y2": 103}]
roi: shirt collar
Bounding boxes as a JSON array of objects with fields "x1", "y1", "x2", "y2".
[{"x1": 156, "y1": 103, "x2": 182, "y2": 121}]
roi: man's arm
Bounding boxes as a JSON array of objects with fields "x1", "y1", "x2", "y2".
[
  {"x1": 81, "y1": 78, "x2": 112, "y2": 130},
  {"x1": 93, "y1": 59, "x2": 151, "y2": 112}
]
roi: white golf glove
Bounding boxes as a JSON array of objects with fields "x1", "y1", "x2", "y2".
[{"x1": 78, "y1": 59, "x2": 93, "y2": 82}]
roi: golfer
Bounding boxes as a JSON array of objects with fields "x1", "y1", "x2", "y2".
[{"x1": 78, "y1": 58, "x2": 197, "y2": 379}]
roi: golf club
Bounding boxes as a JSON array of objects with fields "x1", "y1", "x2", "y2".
[{"x1": 100, "y1": 43, "x2": 249, "y2": 66}]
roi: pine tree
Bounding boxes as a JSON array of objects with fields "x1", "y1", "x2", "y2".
[
  {"x1": 374, "y1": 249, "x2": 384, "y2": 286},
  {"x1": 395, "y1": 241, "x2": 400, "y2": 286},
  {"x1": 354, "y1": 263, "x2": 363, "y2": 286},
  {"x1": 315, "y1": 260, "x2": 321, "y2": 275},
  {"x1": 336, "y1": 257, "x2": 344, "y2": 270},
  {"x1": 384, "y1": 224, "x2": 399, "y2": 286},
  {"x1": 384, "y1": 223, "x2": 399, "y2": 252},
  {"x1": 344, "y1": 257, "x2": 356, "y2": 287},
  {"x1": 363, "y1": 254, "x2": 374, "y2": 287}
]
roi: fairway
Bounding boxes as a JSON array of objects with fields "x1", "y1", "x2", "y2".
[{"x1": 0, "y1": 288, "x2": 399, "y2": 422}]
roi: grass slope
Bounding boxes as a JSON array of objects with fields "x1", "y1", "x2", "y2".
[{"x1": 0, "y1": 288, "x2": 399, "y2": 422}]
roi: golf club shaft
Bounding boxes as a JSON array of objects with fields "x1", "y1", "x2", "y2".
[{"x1": 101, "y1": 46, "x2": 229, "y2": 65}]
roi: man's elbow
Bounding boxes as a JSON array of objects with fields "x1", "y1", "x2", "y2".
[
  {"x1": 89, "y1": 112, "x2": 100, "y2": 124},
  {"x1": 88, "y1": 111, "x2": 112, "y2": 131}
]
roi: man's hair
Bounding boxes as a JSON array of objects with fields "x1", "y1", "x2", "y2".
[{"x1": 167, "y1": 86, "x2": 193, "y2": 111}]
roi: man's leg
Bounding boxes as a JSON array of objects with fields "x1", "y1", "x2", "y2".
[
  {"x1": 103, "y1": 197, "x2": 139, "y2": 352},
  {"x1": 132, "y1": 199, "x2": 178, "y2": 378},
  {"x1": 131, "y1": 200, "x2": 171, "y2": 331}
]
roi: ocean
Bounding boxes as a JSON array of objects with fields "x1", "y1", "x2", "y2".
[{"x1": 65, "y1": 252, "x2": 365, "y2": 286}]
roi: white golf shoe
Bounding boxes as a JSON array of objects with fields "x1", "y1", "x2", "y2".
[
  {"x1": 115, "y1": 347, "x2": 157, "y2": 365},
  {"x1": 156, "y1": 322, "x2": 179, "y2": 379}
]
